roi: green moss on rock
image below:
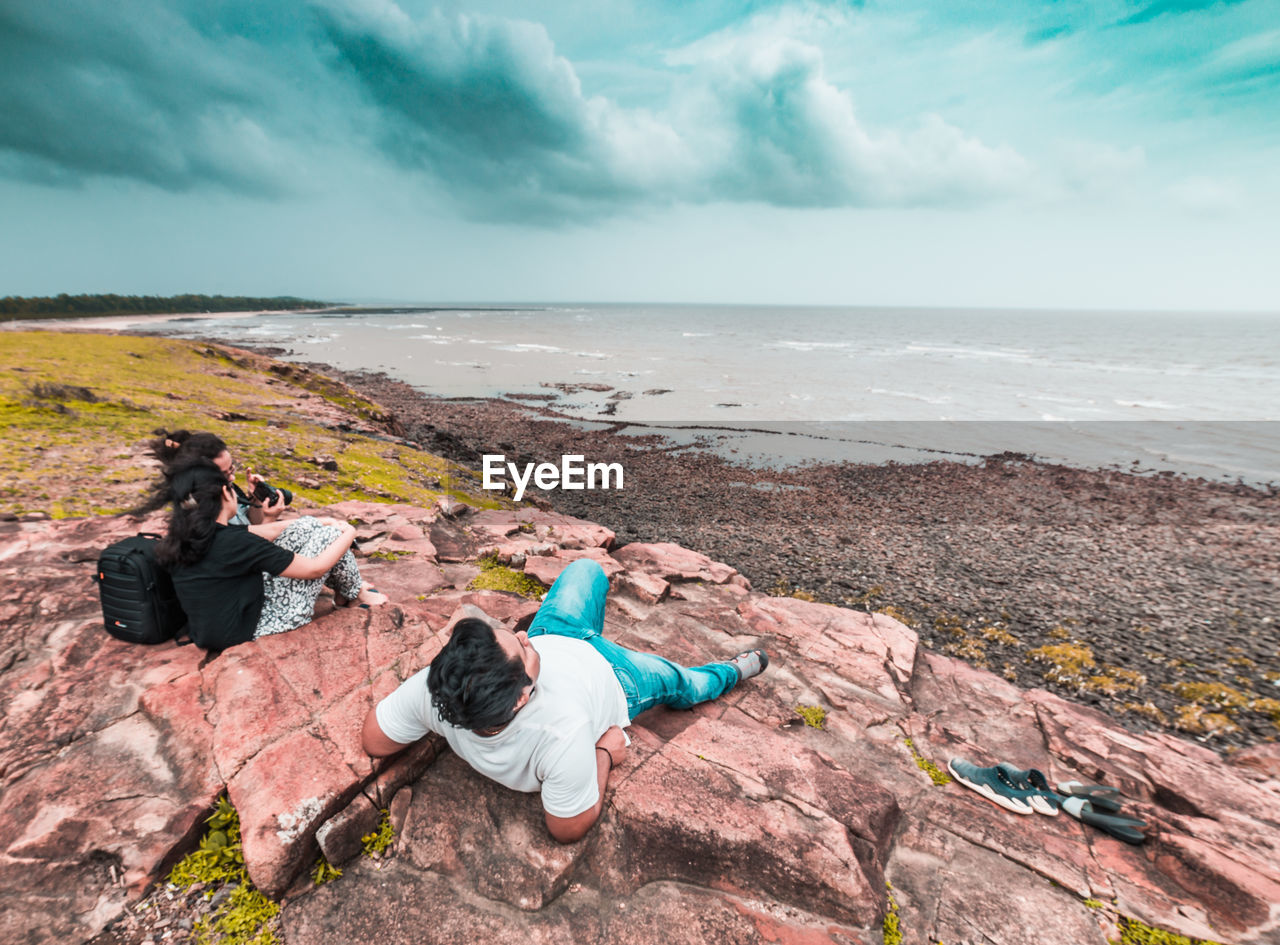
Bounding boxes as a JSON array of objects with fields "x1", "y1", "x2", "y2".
[
  {"x1": 467, "y1": 555, "x2": 548, "y2": 599},
  {"x1": 793, "y1": 704, "x2": 828, "y2": 729},
  {"x1": 0, "y1": 331, "x2": 506, "y2": 518},
  {"x1": 903, "y1": 737, "x2": 952, "y2": 786}
]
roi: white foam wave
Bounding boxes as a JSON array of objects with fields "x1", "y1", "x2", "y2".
[
  {"x1": 770, "y1": 340, "x2": 854, "y2": 351},
  {"x1": 905, "y1": 343, "x2": 1033, "y2": 362},
  {"x1": 493, "y1": 343, "x2": 564, "y2": 353},
  {"x1": 869, "y1": 388, "x2": 953, "y2": 405},
  {"x1": 1114, "y1": 399, "x2": 1182, "y2": 410}
]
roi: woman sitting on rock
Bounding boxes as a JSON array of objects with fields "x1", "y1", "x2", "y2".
[
  {"x1": 139, "y1": 429, "x2": 284, "y2": 530},
  {"x1": 155, "y1": 461, "x2": 382, "y2": 650},
  {"x1": 140, "y1": 428, "x2": 386, "y2": 610}
]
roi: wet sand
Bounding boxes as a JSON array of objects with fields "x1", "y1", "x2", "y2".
[{"x1": 0, "y1": 309, "x2": 329, "y2": 332}]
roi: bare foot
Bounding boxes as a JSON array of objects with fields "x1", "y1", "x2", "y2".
[{"x1": 355, "y1": 585, "x2": 389, "y2": 607}]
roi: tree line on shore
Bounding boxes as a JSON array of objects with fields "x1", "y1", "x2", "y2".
[{"x1": 1, "y1": 293, "x2": 330, "y2": 320}]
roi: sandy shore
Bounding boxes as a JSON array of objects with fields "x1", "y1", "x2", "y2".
[
  {"x1": 0, "y1": 309, "x2": 330, "y2": 332},
  {"x1": 299, "y1": 361, "x2": 1280, "y2": 751}
]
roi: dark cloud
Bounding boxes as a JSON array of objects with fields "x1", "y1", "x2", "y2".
[
  {"x1": 0, "y1": 0, "x2": 1033, "y2": 220},
  {"x1": 0, "y1": 1, "x2": 298, "y2": 193},
  {"x1": 312, "y1": 2, "x2": 1029, "y2": 221},
  {"x1": 311, "y1": 3, "x2": 644, "y2": 220}
]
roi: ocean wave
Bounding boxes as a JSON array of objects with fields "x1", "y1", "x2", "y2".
[
  {"x1": 434, "y1": 360, "x2": 490, "y2": 368},
  {"x1": 1026, "y1": 392, "x2": 1095, "y2": 405},
  {"x1": 869, "y1": 387, "x2": 953, "y2": 405},
  {"x1": 1113, "y1": 399, "x2": 1182, "y2": 410},
  {"x1": 904, "y1": 343, "x2": 1033, "y2": 362},
  {"x1": 493, "y1": 343, "x2": 563, "y2": 353},
  {"x1": 574, "y1": 351, "x2": 611, "y2": 359},
  {"x1": 770, "y1": 340, "x2": 854, "y2": 351}
]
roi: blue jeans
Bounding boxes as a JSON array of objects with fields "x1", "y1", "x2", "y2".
[{"x1": 528, "y1": 559, "x2": 740, "y2": 719}]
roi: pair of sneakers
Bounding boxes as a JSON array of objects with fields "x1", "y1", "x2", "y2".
[
  {"x1": 948, "y1": 758, "x2": 1148, "y2": 844},
  {"x1": 947, "y1": 759, "x2": 1059, "y2": 815}
]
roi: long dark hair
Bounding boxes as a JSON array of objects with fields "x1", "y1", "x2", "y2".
[
  {"x1": 135, "y1": 429, "x2": 229, "y2": 514},
  {"x1": 155, "y1": 462, "x2": 230, "y2": 568}
]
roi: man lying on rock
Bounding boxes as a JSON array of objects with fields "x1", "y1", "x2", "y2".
[{"x1": 362, "y1": 558, "x2": 769, "y2": 842}]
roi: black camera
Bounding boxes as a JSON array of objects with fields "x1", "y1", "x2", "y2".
[{"x1": 252, "y1": 480, "x2": 293, "y2": 507}]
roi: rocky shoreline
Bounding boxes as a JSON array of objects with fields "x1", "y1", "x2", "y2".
[
  {"x1": 299, "y1": 361, "x2": 1280, "y2": 751},
  {"x1": 5, "y1": 330, "x2": 1279, "y2": 945}
]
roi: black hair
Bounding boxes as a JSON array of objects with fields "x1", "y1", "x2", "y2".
[
  {"x1": 134, "y1": 429, "x2": 231, "y2": 515},
  {"x1": 149, "y1": 429, "x2": 228, "y2": 466},
  {"x1": 155, "y1": 461, "x2": 231, "y2": 568},
  {"x1": 427, "y1": 618, "x2": 532, "y2": 732}
]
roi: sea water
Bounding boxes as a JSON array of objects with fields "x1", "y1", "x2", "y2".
[{"x1": 136, "y1": 304, "x2": 1280, "y2": 483}]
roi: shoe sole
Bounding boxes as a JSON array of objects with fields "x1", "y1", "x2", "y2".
[{"x1": 948, "y1": 760, "x2": 1034, "y2": 815}]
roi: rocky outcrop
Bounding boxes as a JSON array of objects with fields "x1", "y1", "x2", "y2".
[{"x1": 1, "y1": 503, "x2": 1278, "y2": 945}]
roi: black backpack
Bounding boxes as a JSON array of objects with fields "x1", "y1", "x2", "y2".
[{"x1": 94, "y1": 533, "x2": 189, "y2": 644}]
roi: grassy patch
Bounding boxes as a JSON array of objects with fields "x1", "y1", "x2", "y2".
[
  {"x1": 1168, "y1": 682, "x2": 1250, "y2": 711},
  {"x1": 311, "y1": 856, "x2": 343, "y2": 885},
  {"x1": 168, "y1": 797, "x2": 279, "y2": 945},
  {"x1": 1250, "y1": 697, "x2": 1280, "y2": 723},
  {"x1": 793, "y1": 704, "x2": 828, "y2": 729},
  {"x1": 1122, "y1": 701, "x2": 1169, "y2": 724},
  {"x1": 1173, "y1": 704, "x2": 1239, "y2": 737},
  {"x1": 767, "y1": 579, "x2": 817, "y2": 601},
  {"x1": 1027, "y1": 642, "x2": 1096, "y2": 688},
  {"x1": 903, "y1": 737, "x2": 952, "y2": 786},
  {"x1": 362, "y1": 808, "x2": 395, "y2": 857},
  {"x1": 882, "y1": 882, "x2": 902, "y2": 945},
  {"x1": 467, "y1": 555, "x2": 548, "y2": 598},
  {"x1": 0, "y1": 331, "x2": 504, "y2": 518},
  {"x1": 875, "y1": 605, "x2": 916, "y2": 627},
  {"x1": 1115, "y1": 915, "x2": 1225, "y2": 945},
  {"x1": 1084, "y1": 666, "x2": 1148, "y2": 697},
  {"x1": 366, "y1": 549, "x2": 413, "y2": 562}
]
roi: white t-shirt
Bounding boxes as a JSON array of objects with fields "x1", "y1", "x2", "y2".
[{"x1": 375, "y1": 634, "x2": 630, "y2": 818}]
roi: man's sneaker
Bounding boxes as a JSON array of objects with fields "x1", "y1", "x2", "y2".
[
  {"x1": 727, "y1": 649, "x2": 769, "y2": 681},
  {"x1": 947, "y1": 758, "x2": 1036, "y2": 814}
]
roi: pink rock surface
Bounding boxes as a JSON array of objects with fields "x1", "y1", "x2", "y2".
[
  {"x1": 612, "y1": 541, "x2": 740, "y2": 584},
  {"x1": 522, "y1": 545, "x2": 624, "y2": 586},
  {"x1": 4, "y1": 504, "x2": 1280, "y2": 945}
]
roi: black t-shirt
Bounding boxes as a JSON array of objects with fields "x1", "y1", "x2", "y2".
[{"x1": 171, "y1": 524, "x2": 295, "y2": 650}]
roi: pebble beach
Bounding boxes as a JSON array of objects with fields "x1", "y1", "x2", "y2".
[{"x1": 315, "y1": 362, "x2": 1280, "y2": 751}]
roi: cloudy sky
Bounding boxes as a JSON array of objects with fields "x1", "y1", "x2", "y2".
[{"x1": 2, "y1": 0, "x2": 1277, "y2": 309}]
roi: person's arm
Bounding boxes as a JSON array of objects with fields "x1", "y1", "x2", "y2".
[
  {"x1": 245, "y1": 472, "x2": 286, "y2": 525},
  {"x1": 279, "y1": 521, "x2": 357, "y2": 580},
  {"x1": 545, "y1": 726, "x2": 626, "y2": 843},
  {"x1": 362, "y1": 705, "x2": 412, "y2": 757},
  {"x1": 247, "y1": 518, "x2": 291, "y2": 541},
  {"x1": 361, "y1": 665, "x2": 434, "y2": 757}
]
